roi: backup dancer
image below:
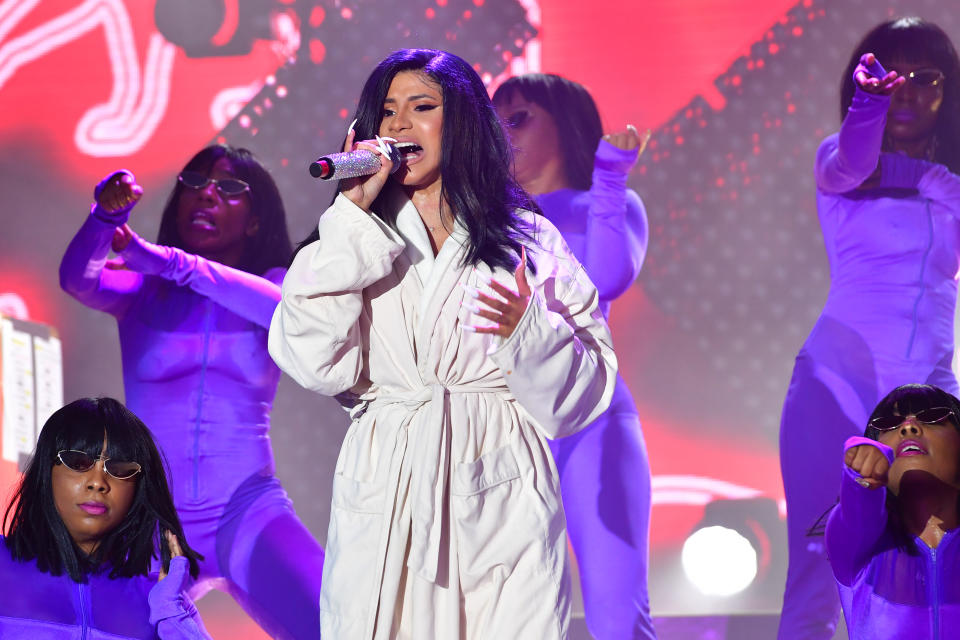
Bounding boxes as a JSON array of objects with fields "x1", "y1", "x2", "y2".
[
  {"x1": 827, "y1": 384, "x2": 960, "y2": 639},
  {"x1": 778, "y1": 18, "x2": 960, "y2": 639},
  {"x1": 60, "y1": 146, "x2": 324, "y2": 640},
  {"x1": 493, "y1": 73, "x2": 656, "y2": 640},
  {"x1": 1, "y1": 397, "x2": 209, "y2": 639}
]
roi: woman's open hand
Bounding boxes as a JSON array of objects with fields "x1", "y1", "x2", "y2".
[
  {"x1": 158, "y1": 530, "x2": 183, "y2": 582},
  {"x1": 854, "y1": 53, "x2": 905, "y2": 96},
  {"x1": 462, "y1": 247, "x2": 531, "y2": 338},
  {"x1": 844, "y1": 443, "x2": 890, "y2": 489}
]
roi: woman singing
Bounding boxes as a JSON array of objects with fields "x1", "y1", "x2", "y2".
[{"x1": 269, "y1": 48, "x2": 617, "y2": 639}]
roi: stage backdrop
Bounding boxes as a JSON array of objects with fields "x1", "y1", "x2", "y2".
[{"x1": 2, "y1": 0, "x2": 958, "y2": 636}]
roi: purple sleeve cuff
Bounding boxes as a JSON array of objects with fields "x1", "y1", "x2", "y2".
[
  {"x1": 593, "y1": 139, "x2": 640, "y2": 175},
  {"x1": 148, "y1": 556, "x2": 190, "y2": 623},
  {"x1": 843, "y1": 435, "x2": 895, "y2": 466}
]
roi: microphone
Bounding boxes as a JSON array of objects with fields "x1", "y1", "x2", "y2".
[{"x1": 309, "y1": 145, "x2": 403, "y2": 180}]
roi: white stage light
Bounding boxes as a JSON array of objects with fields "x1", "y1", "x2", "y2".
[{"x1": 681, "y1": 525, "x2": 758, "y2": 596}]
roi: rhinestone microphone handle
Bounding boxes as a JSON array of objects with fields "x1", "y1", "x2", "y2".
[{"x1": 309, "y1": 145, "x2": 403, "y2": 180}]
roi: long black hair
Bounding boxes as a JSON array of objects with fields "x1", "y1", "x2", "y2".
[
  {"x1": 492, "y1": 73, "x2": 604, "y2": 191},
  {"x1": 157, "y1": 145, "x2": 292, "y2": 275},
  {"x1": 3, "y1": 397, "x2": 201, "y2": 582},
  {"x1": 296, "y1": 49, "x2": 538, "y2": 272},
  {"x1": 865, "y1": 383, "x2": 960, "y2": 552},
  {"x1": 840, "y1": 17, "x2": 960, "y2": 173}
]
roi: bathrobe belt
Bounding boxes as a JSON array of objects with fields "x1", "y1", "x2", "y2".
[{"x1": 373, "y1": 381, "x2": 513, "y2": 584}]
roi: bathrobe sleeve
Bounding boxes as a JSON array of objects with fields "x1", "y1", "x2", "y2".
[
  {"x1": 490, "y1": 215, "x2": 618, "y2": 439},
  {"x1": 825, "y1": 436, "x2": 895, "y2": 586},
  {"x1": 269, "y1": 194, "x2": 405, "y2": 394}
]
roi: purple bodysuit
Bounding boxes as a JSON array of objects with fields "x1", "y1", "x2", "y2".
[
  {"x1": 826, "y1": 437, "x2": 960, "y2": 640},
  {"x1": 0, "y1": 539, "x2": 210, "y2": 639},
  {"x1": 60, "y1": 208, "x2": 324, "y2": 640},
  {"x1": 538, "y1": 140, "x2": 656, "y2": 640},
  {"x1": 778, "y1": 86, "x2": 960, "y2": 639}
]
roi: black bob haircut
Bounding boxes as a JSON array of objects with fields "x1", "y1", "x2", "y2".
[
  {"x1": 3, "y1": 397, "x2": 201, "y2": 582},
  {"x1": 157, "y1": 144, "x2": 293, "y2": 275},
  {"x1": 840, "y1": 17, "x2": 960, "y2": 174},
  {"x1": 865, "y1": 383, "x2": 960, "y2": 553},
  {"x1": 296, "y1": 48, "x2": 539, "y2": 273},
  {"x1": 492, "y1": 73, "x2": 604, "y2": 192}
]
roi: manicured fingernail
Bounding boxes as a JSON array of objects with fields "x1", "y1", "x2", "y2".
[
  {"x1": 461, "y1": 301, "x2": 481, "y2": 313},
  {"x1": 472, "y1": 268, "x2": 492, "y2": 286},
  {"x1": 460, "y1": 325, "x2": 477, "y2": 333},
  {"x1": 347, "y1": 118, "x2": 357, "y2": 135},
  {"x1": 461, "y1": 283, "x2": 480, "y2": 299},
  {"x1": 381, "y1": 136, "x2": 397, "y2": 143},
  {"x1": 855, "y1": 478, "x2": 870, "y2": 488}
]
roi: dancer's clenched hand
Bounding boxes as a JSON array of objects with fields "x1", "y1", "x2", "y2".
[
  {"x1": 845, "y1": 444, "x2": 890, "y2": 489},
  {"x1": 97, "y1": 171, "x2": 143, "y2": 215},
  {"x1": 603, "y1": 124, "x2": 651, "y2": 155}
]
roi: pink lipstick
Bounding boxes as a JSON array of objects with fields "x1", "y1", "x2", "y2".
[
  {"x1": 79, "y1": 502, "x2": 107, "y2": 515},
  {"x1": 896, "y1": 439, "x2": 927, "y2": 457}
]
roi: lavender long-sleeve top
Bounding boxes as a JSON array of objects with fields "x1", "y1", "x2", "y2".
[
  {"x1": 812, "y1": 88, "x2": 960, "y2": 393},
  {"x1": 825, "y1": 437, "x2": 960, "y2": 640},
  {"x1": 0, "y1": 540, "x2": 210, "y2": 639},
  {"x1": 535, "y1": 139, "x2": 648, "y2": 321},
  {"x1": 536, "y1": 140, "x2": 648, "y2": 416},
  {"x1": 59, "y1": 212, "x2": 285, "y2": 507}
]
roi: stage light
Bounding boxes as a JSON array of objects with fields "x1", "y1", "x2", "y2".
[
  {"x1": 679, "y1": 497, "x2": 785, "y2": 603},
  {"x1": 681, "y1": 525, "x2": 758, "y2": 596}
]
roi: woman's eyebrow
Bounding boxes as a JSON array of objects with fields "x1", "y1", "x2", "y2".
[{"x1": 384, "y1": 94, "x2": 439, "y2": 104}]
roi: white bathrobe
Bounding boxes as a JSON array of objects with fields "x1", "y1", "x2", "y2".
[{"x1": 268, "y1": 187, "x2": 617, "y2": 639}]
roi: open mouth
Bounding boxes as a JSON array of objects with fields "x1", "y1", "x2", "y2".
[
  {"x1": 394, "y1": 141, "x2": 424, "y2": 161},
  {"x1": 191, "y1": 212, "x2": 216, "y2": 231},
  {"x1": 897, "y1": 442, "x2": 927, "y2": 456}
]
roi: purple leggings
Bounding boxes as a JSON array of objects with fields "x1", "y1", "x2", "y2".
[
  {"x1": 177, "y1": 473, "x2": 324, "y2": 640},
  {"x1": 550, "y1": 405, "x2": 656, "y2": 640}
]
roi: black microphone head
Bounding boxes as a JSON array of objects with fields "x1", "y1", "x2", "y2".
[
  {"x1": 309, "y1": 158, "x2": 330, "y2": 178},
  {"x1": 385, "y1": 144, "x2": 403, "y2": 171}
]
